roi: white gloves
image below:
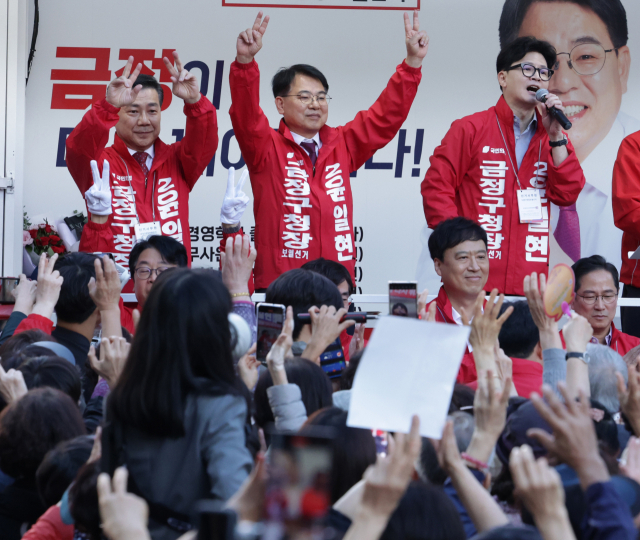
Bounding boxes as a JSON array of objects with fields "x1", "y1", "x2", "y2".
[
  {"x1": 85, "y1": 160, "x2": 112, "y2": 216},
  {"x1": 220, "y1": 167, "x2": 250, "y2": 225}
]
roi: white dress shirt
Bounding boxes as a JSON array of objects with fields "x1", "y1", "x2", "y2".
[
  {"x1": 127, "y1": 145, "x2": 155, "y2": 171},
  {"x1": 290, "y1": 131, "x2": 322, "y2": 158}
]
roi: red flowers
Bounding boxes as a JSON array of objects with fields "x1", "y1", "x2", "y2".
[
  {"x1": 44, "y1": 224, "x2": 52, "y2": 233},
  {"x1": 38, "y1": 236, "x2": 51, "y2": 246},
  {"x1": 28, "y1": 229, "x2": 37, "y2": 239},
  {"x1": 51, "y1": 245, "x2": 65, "y2": 254},
  {"x1": 48, "y1": 235, "x2": 61, "y2": 244},
  {"x1": 24, "y1": 219, "x2": 66, "y2": 258}
]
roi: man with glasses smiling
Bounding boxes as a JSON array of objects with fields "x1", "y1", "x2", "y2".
[
  {"x1": 421, "y1": 37, "x2": 585, "y2": 296},
  {"x1": 570, "y1": 255, "x2": 640, "y2": 360},
  {"x1": 229, "y1": 11, "x2": 428, "y2": 291}
]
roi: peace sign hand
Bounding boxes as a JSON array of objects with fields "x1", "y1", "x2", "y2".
[
  {"x1": 106, "y1": 56, "x2": 143, "y2": 108},
  {"x1": 162, "y1": 51, "x2": 201, "y2": 104},
  {"x1": 220, "y1": 167, "x2": 251, "y2": 225},
  {"x1": 404, "y1": 11, "x2": 429, "y2": 68},
  {"x1": 85, "y1": 160, "x2": 112, "y2": 216},
  {"x1": 237, "y1": 11, "x2": 270, "y2": 64}
]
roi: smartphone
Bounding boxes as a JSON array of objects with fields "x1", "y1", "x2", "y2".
[
  {"x1": 264, "y1": 430, "x2": 335, "y2": 539},
  {"x1": 196, "y1": 505, "x2": 236, "y2": 540},
  {"x1": 319, "y1": 338, "x2": 346, "y2": 379},
  {"x1": 256, "y1": 303, "x2": 286, "y2": 363},
  {"x1": 388, "y1": 281, "x2": 418, "y2": 318}
]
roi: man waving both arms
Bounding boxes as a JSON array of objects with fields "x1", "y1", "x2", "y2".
[
  {"x1": 229, "y1": 11, "x2": 428, "y2": 290},
  {"x1": 66, "y1": 52, "x2": 218, "y2": 267}
]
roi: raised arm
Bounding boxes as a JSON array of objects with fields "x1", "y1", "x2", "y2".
[
  {"x1": 229, "y1": 12, "x2": 273, "y2": 173},
  {"x1": 163, "y1": 51, "x2": 218, "y2": 189},
  {"x1": 66, "y1": 57, "x2": 143, "y2": 194},
  {"x1": 613, "y1": 134, "x2": 640, "y2": 234},
  {"x1": 340, "y1": 12, "x2": 425, "y2": 171}
]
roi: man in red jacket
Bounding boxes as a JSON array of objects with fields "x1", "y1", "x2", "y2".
[
  {"x1": 66, "y1": 52, "x2": 218, "y2": 268},
  {"x1": 613, "y1": 131, "x2": 640, "y2": 338},
  {"x1": 570, "y1": 255, "x2": 640, "y2": 361},
  {"x1": 229, "y1": 12, "x2": 428, "y2": 290},
  {"x1": 421, "y1": 36, "x2": 585, "y2": 296}
]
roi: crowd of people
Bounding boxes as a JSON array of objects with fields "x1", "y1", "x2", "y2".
[
  {"x1": 1, "y1": 212, "x2": 640, "y2": 540},
  {"x1": 4, "y1": 0, "x2": 640, "y2": 538}
]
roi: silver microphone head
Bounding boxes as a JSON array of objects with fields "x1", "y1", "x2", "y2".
[{"x1": 535, "y1": 88, "x2": 549, "y2": 102}]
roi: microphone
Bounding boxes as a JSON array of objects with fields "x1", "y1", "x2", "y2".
[{"x1": 535, "y1": 89, "x2": 572, "y2": 130}]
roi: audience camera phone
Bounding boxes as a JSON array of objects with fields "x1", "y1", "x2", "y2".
[
  {"x1": 296, "y1": 312, "x2": 374, "y2": 324},
  {"x1": 319, "y1": 337, "x2": 347, "y2": 379},
  {"x1": 264, "y1": 429, "x2": 336, "y2": 539},
  {"x1": 388, "y1": 281, "x2": 418, "y2": 318},
  {"x1": 256, "y1": 303, "x2": 286, "y2": 364},
  {"x1": 196, "y1": 505, "x2": 236, "y2": 540}
]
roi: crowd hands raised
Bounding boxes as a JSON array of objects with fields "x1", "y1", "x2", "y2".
[{"x1": 0, "y1": 217, "x2": 640, "y2": 540}]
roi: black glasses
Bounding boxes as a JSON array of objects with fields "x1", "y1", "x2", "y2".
[
  {"x1": 134, "y1": 266, "x2": 172, "y2": 280},
  {"x1": 505, "y1": 63, "x2": 554, "y2": 81},
  {"x1": 282, "y1": 92, "x2": 331, "y2": 105},
  {"x1": 576, "y1": 293, "x2": 617, "y2": 305},
  {"x1": 554, "y1": 43, "x2": 618, "y2": 76}
]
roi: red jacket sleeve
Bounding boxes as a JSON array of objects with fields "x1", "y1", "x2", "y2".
[
  {"x1": 78, "y1": 219, "x2": 115, "y2": 253},
  {"x1": 421, "y1": 119, "x2": 476, "y2": 228},
  {"x1": 340, "y1": 61, "x2": 422, "y2": 171},
  {"x1": 613, "y1": 134, "x2": 640, "y2": 234},
  {"x1": 176, "y1": 95, "x2": 219, "y2": 190},
  {"x1": 65, "y1": 98, "x2": 121, "y2": 195},
  {"x1": 219, "y1": 227, "x2": 255, "y2": 295},
  {"x1": 14, "y1": 314, "x2": 54, "y2": 335},
  {"x1": 229, "y1": 60, "x2": 275, "y2": 174},
  {"x1": 544, "y1": 138, "x2": 585, "y2": 206}
]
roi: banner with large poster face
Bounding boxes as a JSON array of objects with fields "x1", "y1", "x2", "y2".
[{"x1": 23, "y1": 0, "x2": 640, "y2": 295}]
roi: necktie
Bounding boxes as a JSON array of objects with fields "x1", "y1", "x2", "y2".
[
  {"x1": 554, "y1": 203, "x2": 581, "y2": 262},
  {"x1": 133, "y1": 151, "x2": 150, "y2": 178},
  {"x1": 300, "y1": 141, "x2": 317, "y2": 167}
]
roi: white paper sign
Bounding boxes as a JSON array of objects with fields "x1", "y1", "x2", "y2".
[{"x1": 347, "y1": 316, "x2": 470, "y2": 439}]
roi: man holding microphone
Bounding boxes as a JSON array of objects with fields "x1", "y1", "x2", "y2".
[{"x1": 421, "y1": 37, "x2": 585, "y2": 296}]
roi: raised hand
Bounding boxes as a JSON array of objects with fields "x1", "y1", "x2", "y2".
[
  {"x1": 404, "y1": 11, "x2": 429, "y2": 68},
  {"x1": 89, "y1": 257, "x2": 122, "y2": 312},
  {"x1": 32, "y1": 253, "x2": 64, "y2": 320},
  {"x1": 302, "y1": 305, "x2": 355, "y2": 365},
  {"x1": 85, "y1": 160, "x2": 112, "y2": 218},
  {"x1": 523, "y1": 272, "x2": 562, "y2": 350},
  {"x1": 220, "y1": 167, "x2": 251, "y2": 225},
  {"x1": 88, "y1": 337, "x2": 130, "y2": 389},
  {"x1": 464, "y1": 289, "x2": 513, "y2": 358},
  {"x1": 11, "y1": 274, "x2": 37, "y2": 315},
  {"x1": 538, "y1": 93, "x2": 566, "y2": 139},
  {"x1": 162, "y1": 51, "x2": 201, "y2": 104},
  {"x1": 266, "y1": 306, "x2": 294, "y2": 385},
  {"x1": 221, "y1": 234, "x2": 256, "y2": 297},
  {"x1": 238, "y1": 343, "x2": 260, "y2": 390},
  {"x1": 237, "y1": 11, "x2": 270, "y2": 64},
  {"x1": 617, "y1": 364, "x2": 640, "y2": 436},
  {"x1": 106, "y1": 56, "x2": 143, "y2": 108},
  {"x1": 562, "y1": 313, "x2": 593, "y2": 353},
  {"x1": 0, "y1": 364, "x2": 28, "y2": 404}
]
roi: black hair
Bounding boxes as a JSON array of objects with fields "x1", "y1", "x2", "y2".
[
  {"x1": 0, "y1": 330, "x2": 56, "y2": 363},
  {"x1": 18, "y1": 356, "x2": 82, "y2": 404},
  {"x1": 265, "y1": 269, "x2": 343, "y2": 340},
  {"x1": 69, "y1": 461, "x2": 101, "y2": 540},
  {"x1": 271, "y1": 64, "x2": 329, "y2": 98},
  {"x1": 499, "y1": 0, "x2": 628, "y2": 50},
  {"x1": 498, "y1": 301, "x2": 540, "y2": 358},
  {"x1": 0, "y1": 387, "x2": 86, "y2": 479},
  {"x1": 428, "y1": 217, "x2": 488, "y2": 262},
  {"x1": 339, "y1": 350, "x2": 363, "y2": 391},
  {"x1": 449, "y1": 383, "x2": 476, "y2": 414},
  {"x1": 254, "y1": 357, "x2": 333, "y2": 430},
  {"x1": 128, "y1": 235, "x2": 188, "y2": 280},
  {"x1": 496, "y1": 36, "x2": 557, "y2": 73},
  {"x1": 380, "y1": 481, "x2": 466, "y2": 540},
  {"x1": 36, "y1": 435, "x2": 93, "y2": 507},
  {"x1": 53, "y1": 252, "x2": 99, "y2": 324},
  {"x1": 302, "y1": 258, "x2": 354, "y2": 294},
  {"x1": 419, "y1": 439, "x2": 448, "y2": 485},
  {"x1": 301, "y1": 407, "x2": 376, "y2": 503},
  {"x1": 107, "y1": 268, "x2": 239, "y2": 438},
  {"x1": 572, "y1": 255, "x2": 619, "y2": 292},
  {"x1": 132, "y1": 73, "x2": 164, "y2": 107}
]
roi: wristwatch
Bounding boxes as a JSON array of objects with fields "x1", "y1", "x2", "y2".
[
  {"x1": 549, "y1": 137, "x2": 568, "y2": 148},
  {"x1": 566, "y1": 351, "x2": 590, "y2": 364}
]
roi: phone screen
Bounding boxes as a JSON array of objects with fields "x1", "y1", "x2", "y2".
[
  {"x1": 257, "y1": 303, "x2": 286, "y2": 362},
  {"x1": 264, "y1": 431, "x2": 335, "y2": 539},
  {"x1": 319, "y1": 338, "x2": 346, "y2": 379},
  {"x1": 388, "y1": 282, "x2": 418, "y2": 318}
]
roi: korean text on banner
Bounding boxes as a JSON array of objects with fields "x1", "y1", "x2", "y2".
[{"x1": 347, "y1": 316, "x2": 470, "y2": 439}]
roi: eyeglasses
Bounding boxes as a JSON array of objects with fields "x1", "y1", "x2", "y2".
[
  {"x1": 134, "y1": 266, "x2": 171, "y2": 280},
  {"x1": 554, "y1": 43, "x2": 618, "y2": 76},
  {"x1": 282, "y1": 92, "x2": 332, "y2": 105},
  {"x1": 576, "y1": 293, "x2": 618, "y2": 305},
  {"x1": 505, "y1": 62, "x2": 554, "y2": 81}
]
